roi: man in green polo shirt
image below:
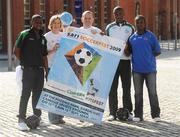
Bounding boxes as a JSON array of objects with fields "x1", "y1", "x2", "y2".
[{"x1": 14, "y1": 14, "x2": 48, "y2": 131}]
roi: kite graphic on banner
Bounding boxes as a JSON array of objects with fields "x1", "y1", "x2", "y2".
[{"x1": 65, "y1": 42, "x2": 101, "y2": 85}]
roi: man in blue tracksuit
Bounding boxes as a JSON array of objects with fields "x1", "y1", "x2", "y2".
[
  {"x1": 106, "y1": 6, "x2": 134, "y2": 121},
  {"x1": 126, "y1": 15, "x2": 161, "y2": 122}
]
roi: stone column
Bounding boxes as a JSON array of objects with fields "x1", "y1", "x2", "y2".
[
  {"x1": 166, "y1": 0, "x2": 171, "y2": 40},
  {"x1": 153, "y1": 0, "x2": 159, "y2": 36}
]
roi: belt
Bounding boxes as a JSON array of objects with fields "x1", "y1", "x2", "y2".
[{"x1": 21, "y1": 66, "x2": 44, "y2": 69}]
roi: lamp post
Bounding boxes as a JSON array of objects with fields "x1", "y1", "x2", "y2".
[
  {"x1": 7, "y1": 0, "x2": 13, "y2": 70},
  {"x1": 173, "y1": 0, "x2": 178, "y2": 51},
  {"x1": 155, "y1": 0, "x2": 159, "y2": 39}
]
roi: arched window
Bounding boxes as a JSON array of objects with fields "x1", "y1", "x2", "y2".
[
  {"x1": 40, "y1": 0, "x2": 46, "y2": 32},
  {"x1": 24, "y1": 0, "x2": 46, "y2": 31},
  {"x1": 24, "y1": 0, "x2": 30, "y2": 29},
  {"x1": 135, "y1": 2, "x2": 140, "y2": 16}
]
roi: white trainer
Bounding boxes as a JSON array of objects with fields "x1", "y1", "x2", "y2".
[
  {"x1": 153, "y1": 117, "x2": 161, "y2": 122},
  {"x1": 107, "y1": 115, "x2": 115, "y2": 121},
  {"x1": 18, "y1": 122, "x2": 28, "y2": 131},
  {"x1": 39, "y1": 118, "x2": 49, "y2": 127},
  {"x1": 132, "y1": 117, "x2": 141, "y2": 122},
  {"x1": 128, "y1": 113, "x2": 133, "y2": 121}
]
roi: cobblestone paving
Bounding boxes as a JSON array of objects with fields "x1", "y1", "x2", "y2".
[{"x1": 0, "y1": 49, "x2": 180, "y2": 137}]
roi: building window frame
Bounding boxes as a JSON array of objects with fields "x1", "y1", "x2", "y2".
[
  {"x1": 24, "y1": 0, "x2": 30, "y2": 29},
  {"x1": 135, "y1": 2, "x2": 140, "y2": 16}
]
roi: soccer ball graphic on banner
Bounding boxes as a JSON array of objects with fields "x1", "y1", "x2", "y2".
[
  {"x1": 74, "y1": 48, "x2": 93, "y2": 67},
  {"x1": 65, "y1": 42, "x2": 102, "y2": 85}
]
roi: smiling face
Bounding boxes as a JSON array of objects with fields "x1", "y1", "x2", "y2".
[
  {"x1": 31, "y1": 17, "x2": 43, "y2": 31},
  {"x1": 113, "y1": 8, "x2": 124, "y2": 23},
  {"x1": 51, "y1": 18, "x2": 62, "y2": 33},
  {"x1": 135, "y1": 15, "x2": 146, "y2": 33},
  {"x1": 81, "y1": 11, "x2": 94, "y2": 28}
]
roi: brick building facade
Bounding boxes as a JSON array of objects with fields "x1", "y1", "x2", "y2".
[
  {"x1": 0, "y1": 0, "x2": 179, "y2": 53},
  {"x1": 120, "y1": 0, "x2": 180, "y2": 40}
]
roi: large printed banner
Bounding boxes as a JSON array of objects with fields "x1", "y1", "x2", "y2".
[{"x1": 37, "y1": 27, "x2": 125, "y2": 124}]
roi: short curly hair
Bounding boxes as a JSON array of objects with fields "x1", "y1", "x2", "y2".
[{"x1": 48, "y1": 15, "x2": 62, "y2": 30}]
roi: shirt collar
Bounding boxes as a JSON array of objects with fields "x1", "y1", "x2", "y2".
[{"x1": 115, "y1": 20, "x2": 126, "y2": 26}]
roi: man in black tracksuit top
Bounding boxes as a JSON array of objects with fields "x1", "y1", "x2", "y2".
[
  {"x1": 105, "y1": 6, "x2": 134, "y2": 121},
  {"x1": 14, "y1": 14, "x2": 48, "y2": 130}
]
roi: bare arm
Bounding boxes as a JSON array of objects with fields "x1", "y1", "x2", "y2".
[
  {"x1": 43, "y1": 56, "x2": 48, "y2": 74},
  {"x1": 13, "y1": 47, "x2": 21, "y2": 60},
  {"x1": 124, "y1": 44, "x2": 132, "y2": 57}
]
